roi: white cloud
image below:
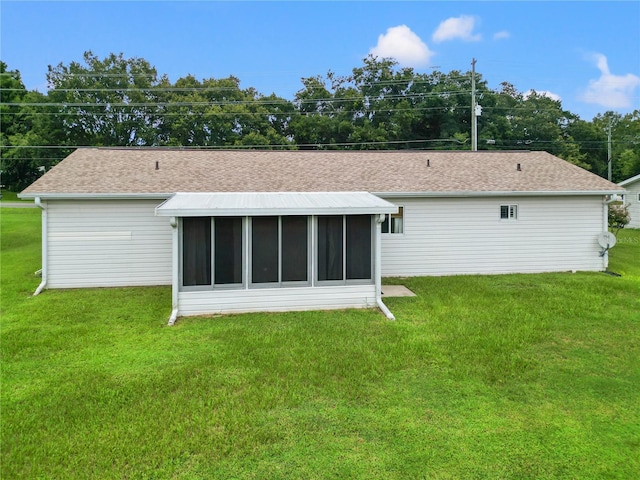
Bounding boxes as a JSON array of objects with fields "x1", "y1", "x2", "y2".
[
  {"x1": 432, "y1": 15, "x2": 481, "y2": 43},
  {"x1": 524, "y1": 89, "x2": 562, "y2": 102},
  {"x1": 493, "y1": 30, "x2": 510, "y2": 40},
  {"x1": 369, "y1": 25, "x2": 434, "y2": 68},
  {"x1": 580, "y1": 52, "x2": 640, "y2": 109}
]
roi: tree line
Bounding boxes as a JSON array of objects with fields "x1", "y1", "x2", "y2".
[{"x1": 2, "y1": 52, "x2": 639, "y2": 191}]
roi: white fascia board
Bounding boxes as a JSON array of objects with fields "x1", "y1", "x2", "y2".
[
  {"x1": 18, "y1": 192, "x2": 173, "y2": 200},
  {"x1": 374, "y1": 190, "x2": 623, "y2": 198}
]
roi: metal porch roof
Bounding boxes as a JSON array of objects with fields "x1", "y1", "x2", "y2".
[{"x1": 155, "y1": 191, "x2": 399, "y2": 217}]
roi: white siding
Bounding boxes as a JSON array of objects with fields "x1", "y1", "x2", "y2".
[
  {"x1": 622, "y1": 181, "x2": 640, "y2": 228},
  {"x1": 46, "y1": 200, "x2": 172, "y2": 288},
  {"x1": 380, "y1": 195, "x2": 608, "y2": 276},
  {"x1": 178, "y1": 285, "x2": 376, "y2": 317}
]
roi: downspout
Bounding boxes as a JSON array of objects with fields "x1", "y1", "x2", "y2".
[
  {"x1": 33, "y1": 197, "x2": 47, "y2": 296},
  {"x1": 602, "y1": 194, "x2": 622, "y2": 270},
  {"x1": 375, "y1": 213, "x2": 395, "y2": 320},
  {"x1": 167, "y1": 216, "x2": 179, "y2": 325}
]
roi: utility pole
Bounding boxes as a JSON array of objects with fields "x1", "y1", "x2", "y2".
[
  {"x1": 471, "y1": 58, "x2": 477, "y2": 151},
  {"x1": 607, "y1": 122, "x2": 612, "y2": 181}
]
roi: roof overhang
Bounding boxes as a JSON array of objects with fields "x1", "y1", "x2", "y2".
[
  {"x1": 618, "y1": 173, "x2": 640, "y2": 187},
  {"x1": 155, "y1": 192, "x2": 399, "y2": 217}
]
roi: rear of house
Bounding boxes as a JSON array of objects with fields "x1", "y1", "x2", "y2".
[{"x1": 20, "y1": 148, "x2": 624, "y2": 321}]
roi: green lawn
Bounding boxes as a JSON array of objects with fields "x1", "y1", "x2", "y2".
[
  {"x1": 2, "y1": 207, "x2": 639, "y2": 479},
  {"x1": 0, "y1": 191, "x2": 28, "y2": 202}
]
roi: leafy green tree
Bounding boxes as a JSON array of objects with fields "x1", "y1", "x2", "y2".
[
  {"x1": 158, "y1": 74, "x2": 293, "y2": 148},
  {"x1": 1, "y1": 62, "x2": 70, "y2": 191},
  {"x1": 564, "y1": 117, "x2": 607, "y2": 174},
  {"x1": 47, "y1": 51, "x2": 165, "y2": 146},
  {"x1": 591, "y1": 111, "x2": 640, "y2": 181},
  {"x1": 290, "y1": 74, "x2": 355, "y2": 148},
  {"x1": 611, "y1": 110, "x2": 640, "y2": 181}
]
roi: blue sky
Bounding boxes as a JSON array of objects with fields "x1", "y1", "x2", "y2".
[{"x1": 1, "y1": 1, "x2": 639, "y2": 120}]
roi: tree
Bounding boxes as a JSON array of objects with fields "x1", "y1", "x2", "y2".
[
  {"x1": 158, "y1": 74, "x2": 293, "y2": 148},
  {"x1": 47, "y1": 51, "x2": 165, "y2": 147},
  {"x1": 1, "y1": 62, "x2": 71, "y2": 191},
  {"x1": 611, "y1": 110, "x2": 640, "y2": 181}
]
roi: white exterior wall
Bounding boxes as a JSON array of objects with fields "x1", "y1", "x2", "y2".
[
  {"x1": 622, "y1": 181, "x2": 640, "y2": 228},
  {"x1": 380, "y1": 195, "x2": 608, "y2": 276},
  {"x1": 178, "y1": 285, "x2": 376, "y2": 317},
  {"x1": 41, "y1": 194, "x2": 611, "y2": 295},
  {"x1": 45, "y1": 199, "x2": 172, "y2": 288}
]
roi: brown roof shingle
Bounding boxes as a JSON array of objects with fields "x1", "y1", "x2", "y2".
[{"x1": 21, "y1": 148, "x2": 623, "y2": 197}]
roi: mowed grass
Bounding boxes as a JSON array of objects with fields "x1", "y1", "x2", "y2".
[
  {"x1": 0, "y1": 191, "x2": 29, "y2": 202},
  {"x1": 2, "y1": 207, "x2": 639, "y2": 479}
]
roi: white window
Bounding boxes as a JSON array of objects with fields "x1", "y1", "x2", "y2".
[
  {"x1": 500, "y1": 204, "x2": 518, "y2": 220},
  {"x1": 381, "y1": 206, "x2": 404, "y2": 234}
]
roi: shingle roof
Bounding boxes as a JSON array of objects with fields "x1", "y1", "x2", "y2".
[{"x1": 20, "y1": 148, "x2": 623, "y2": 197}]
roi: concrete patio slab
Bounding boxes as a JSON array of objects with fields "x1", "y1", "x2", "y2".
[{"x1": 381, "y1": 285, "x2": 416, "y2": 297}]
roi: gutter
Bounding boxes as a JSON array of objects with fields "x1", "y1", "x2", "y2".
[
  {"x1": 18, "y1": 192, "x2": 173, "y2": 201},
  {"x1": 375, "y1": 213, "x2": 395, "y2": 320},
  {"x1": 33, "y1": 197, "x2": 47, "y2": 296},
  {"x1": 374, "y1": 189, "x2": 625, "y2": 198}
]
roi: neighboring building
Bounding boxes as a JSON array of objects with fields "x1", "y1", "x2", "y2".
[
  {"x1": 618, "y1": 174, "x2": 640, "y2": 228},
  {"x1": 20, "y1": 148, "x2": 624, "y2": 322}
]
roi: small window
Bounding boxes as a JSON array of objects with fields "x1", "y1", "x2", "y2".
[
  {"x1": 500, "y1": 204, "x2": 518, "y2": 220},
  {"x1": 381, "y1": 206, "x2": 404, "y2": 234}
]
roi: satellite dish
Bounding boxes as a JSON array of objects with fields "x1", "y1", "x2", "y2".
[
  {"x1": 597, "y1": 232, "x2": 617, "y2": 257},
  {"x1": 598, "y1": 232, "x2": 617, "y2": 249}
]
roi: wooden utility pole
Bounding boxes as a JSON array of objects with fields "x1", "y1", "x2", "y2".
[
  {"x1": 471, "y1": 58, "x2": 477, "y2": 151},
  {"x1": 607, "y1": 122, "x2": 612, "y2": 181}
]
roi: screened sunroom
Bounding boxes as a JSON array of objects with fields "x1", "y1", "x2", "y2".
[{"x1": 155, "y1": 192, "x2": 398, "y2": 323}]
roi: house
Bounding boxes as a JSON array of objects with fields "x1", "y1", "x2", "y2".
[
  {"x1": 618, "y1": 174, "x2": 640, "y2": 228},
  {"x1": 20, "y1": 148, "x2": 624, "y2": 323}
]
